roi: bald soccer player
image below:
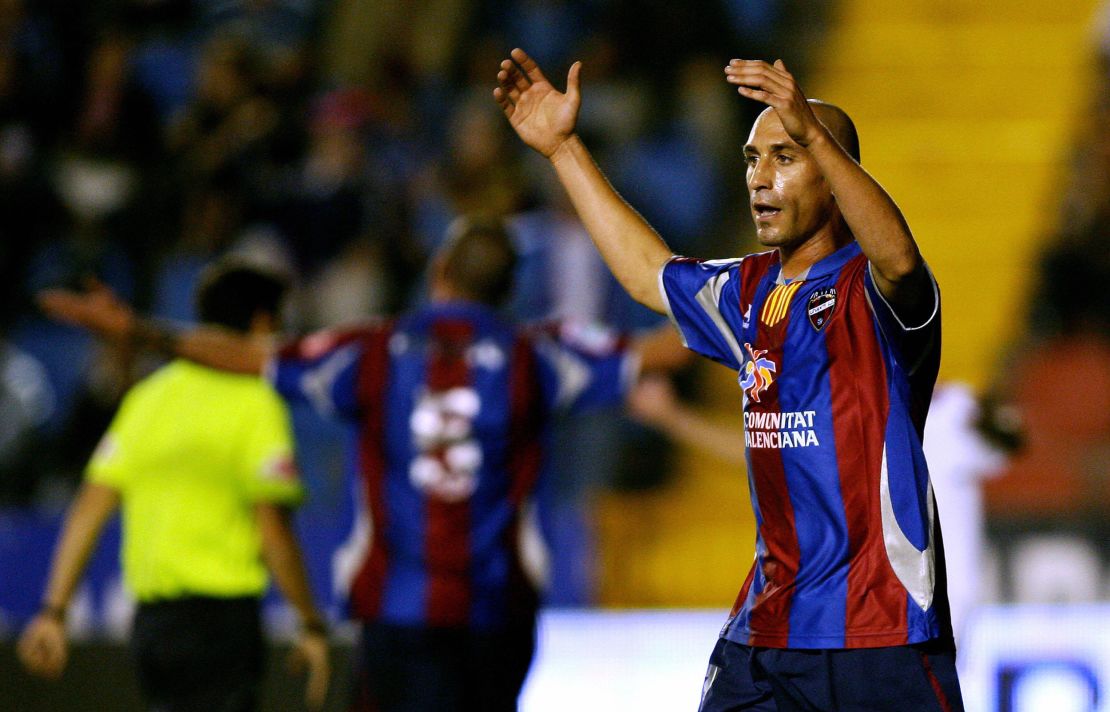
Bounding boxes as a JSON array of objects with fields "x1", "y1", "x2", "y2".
[{"x1": 495, "y1": 49, "x2": 962, "y2": 711}]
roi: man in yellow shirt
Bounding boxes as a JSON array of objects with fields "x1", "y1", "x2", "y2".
[{"x1": 18, "y1": 262, "x2": 330, "y2": 711}]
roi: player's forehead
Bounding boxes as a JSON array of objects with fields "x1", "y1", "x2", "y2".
[{"x1": 744, "y1": 109, "x2": 799, "y2": 153}]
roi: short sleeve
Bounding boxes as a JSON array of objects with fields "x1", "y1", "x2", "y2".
[
  {"x1": 266, "y1": 327, "x2": 371, "y2": 421},
  {"x1": 659, "y1": 257, "x2": 746, "y2": 371},
  {"x1": 86, "y1": 385, "x2": 147, "y2": 489},
  {"x1": 86, "y1": 414, "x2": 132, "y2": 490},
  {"x1": 238, "y1": 385, "x2": 303, "y2": 505},
  {"x1": 863, "y1": 262, "x2": 941, "y2": 375},
  {"x1": 534, "y1": 322, "x2": 637, "y2": 414}
]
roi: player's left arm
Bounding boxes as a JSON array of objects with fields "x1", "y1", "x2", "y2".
[
  {"x1": 726, "y1": 59, "x2": 935, "y2": 323},
  {"x1": 256, "y1": 504, "x2": 330, "y2": 711},
  {"x1": 537, "y1": 321, "x2": 690, "y2": 414}
]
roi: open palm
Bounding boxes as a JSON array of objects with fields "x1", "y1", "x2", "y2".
[
  {"x1": 38, "y1": 281, "x2": 135, "y2": 340},
  {"x1": 494, "y1": 48, "x2": 581, "y2": 158}
]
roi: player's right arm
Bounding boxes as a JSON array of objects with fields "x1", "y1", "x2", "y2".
[
  {"x1": 495, "y1": 48, "x2": 672, "y2": 313},
  {"x1": 38, "y1": 283, "x2": 270, "y2": 375},
  {"x1": 18, "y1": 482, "x2": 120, "y2": 679},
  {"x1": 256, "y1": 504, "x2": 330, "y2": 710}
]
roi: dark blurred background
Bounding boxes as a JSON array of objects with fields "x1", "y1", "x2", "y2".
[{"x1": 1, "y1": 0, "x2": 1110, "y2": 709}]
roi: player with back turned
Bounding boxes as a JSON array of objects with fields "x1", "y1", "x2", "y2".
[
  {"x1": 39, "y1": 219, "x2": 688, "y2": 711},
  {"x1": 494, "y1": 48, "x2": 962, "y2": 710}
]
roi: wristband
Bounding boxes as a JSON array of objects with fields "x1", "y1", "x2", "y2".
[
  {"x1": 132, "y1": 319, "x2": 180, "y2": 357},
  {"x1": 302, "y1": 618, "x2": 328, "y2": 637}
]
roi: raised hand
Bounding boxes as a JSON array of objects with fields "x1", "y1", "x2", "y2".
[
  {"x1": 494, "y1": 48, "x2": 581, "y2": 159},
  {"x1": 725, "y1": 59, "x2": 823, "y2": 148},
  {"x1": 38, "y1": 280, "x2": 135, "y2": 340}
]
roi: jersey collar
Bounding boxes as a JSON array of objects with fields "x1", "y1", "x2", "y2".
[{"x1": 772, "y1": 240, "x2": 862, "y2": 285}]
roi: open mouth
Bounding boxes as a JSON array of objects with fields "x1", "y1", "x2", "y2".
[{"x1": 753, "y1": 203, "x2": 782, "y2": 219}]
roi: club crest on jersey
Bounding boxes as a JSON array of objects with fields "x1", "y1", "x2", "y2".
[
  {"x1": 807, "y1": 288, "x2": 837, "y2": 331},
  {"x1": 739, "y1": 343, "x2": 776, "y2": 403}
]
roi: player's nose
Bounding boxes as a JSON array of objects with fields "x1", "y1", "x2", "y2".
[{"x1": 747, "y1": 158, "x2": 773, "y2": 192}]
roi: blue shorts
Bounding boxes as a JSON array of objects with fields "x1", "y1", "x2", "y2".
[{"x1": 698, "y1": 637, "x2": 964, "y2": 711}]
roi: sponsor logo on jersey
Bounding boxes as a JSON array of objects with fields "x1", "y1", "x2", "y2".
[
  {"x1": 740, "y1": 343, "x2": 776, "y2": 403},
  {"x1": 807, "y1": 288, "x2": 837, "y2": 331},
  {"x1": 743, "y1": 410, "x2": 821, "y2": 449}
]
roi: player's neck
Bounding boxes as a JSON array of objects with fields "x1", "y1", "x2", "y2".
[
  {"x1": 430, "y1": 279, "x2": 456, "y2": 303},
  {"x1": 430, "y1": 281, "x2": 477, "y2": 305},
  {"x1": 778, "y1": 223, "x2": 853, "y2": 280}
]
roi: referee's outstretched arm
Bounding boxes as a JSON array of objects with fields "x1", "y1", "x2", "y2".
[{"x1": 39, "y1": 279, "x2": 691, "y2": 375}]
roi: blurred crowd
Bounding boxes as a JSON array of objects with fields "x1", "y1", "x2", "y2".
[
  {"x1": 0, "y1": 0, "x2": 819, "y2": 508},
  {"x1": 2, "y1": 0, "x2": 1107, "y2": 621},
  {"x1": 976, "y1": 4, "x2": 1110, "y2": 605}
]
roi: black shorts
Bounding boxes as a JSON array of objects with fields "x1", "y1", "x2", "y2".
[
  {"x1": 131, "y1": 596, "x2": 265, "y2": 712},
  {"x1": 698, "y1": 637, "x2": 964, "y2": 712},
  {"x1": 350, "y1": 619, "x2": 536, "y2": 712}
]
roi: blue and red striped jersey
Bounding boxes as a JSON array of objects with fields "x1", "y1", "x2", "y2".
[
  {"x1": 660, "y1": 241, "x2": 950, "y2": 649},
  {"x1": 269, "y1": 301, "x2": 633, "y2": 630}
]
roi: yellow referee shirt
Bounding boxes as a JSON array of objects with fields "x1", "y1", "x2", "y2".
[{"x1": 87, "y1": 360, "x2": 303, "y2": 602}]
